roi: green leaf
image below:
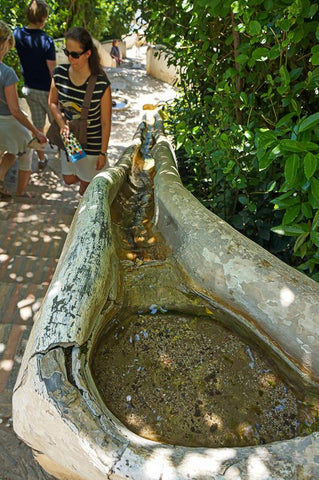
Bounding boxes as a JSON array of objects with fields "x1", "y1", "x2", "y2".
[
  {"x1": 280, "y1": 65, "x2": 290, "y2": 86},
  {"x1": 282, "y1": 204, "x2": 300, "y2": 224},
  {"x1": 311, "y1": 177, "x2": 319, "y2": 203},
  {"x1": 284, "y1": 154, "x2": 299, "y2": 185},
  {"x1": 294, "y1": 232, "x2": 309, "y2": 253},
  {"x1": 238, "y1": 195, "x2": 249, "y2": 205},
  {"x1": 301, "y1": 202, "x2": 313, "y2": 219},
  {"x1": 252, "y1": 47, "x2": 269, "y2": 61},
  {"x1": 311, "y1": 54, "x2": 319, "y2": 66},
  {"x1": 277, "y1": 18, "x2": 291, "y2": 31},
  {"x1": 276, "y1": 113, "x2": 295, "y2": 128},
  {"x1": 310, "y1": 231, "x2": 319, "y2": 247},
  {"x1": 312, "y1": 210, "x2": 319, "y2": 231},
  {"x1": 308, "y1": 3, "x2": 319, "y2": 18},
  {"x1": 271, "y1": 224, "x2": 309, "y2": 236},
  {"x1": 280, "y1": 139, "x2": 319, "y2": 153},
  {"x1": 304, "y1": 152, "x2": 318, "y2": 180},
  {"x1": 248, "y1": 20, "x2": 261, "y2": 36},
  {"x1": 298, "y1": 112, "x2": 319, "y2": 133},
  {"x1": 235, "y1": 54, "x2": 249, "y2": 64},
  {"x1": 271, "y1": 191, "x2": 299, "y2": 209}
]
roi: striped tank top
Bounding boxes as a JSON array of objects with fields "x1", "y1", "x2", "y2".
[{"x1": 53, "y1": 64, "x2": 110, "y2": 155}]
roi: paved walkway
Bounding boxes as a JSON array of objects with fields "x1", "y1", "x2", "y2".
[{"x1": 0, "y1": 49, "x2": 176, "y2": 480}]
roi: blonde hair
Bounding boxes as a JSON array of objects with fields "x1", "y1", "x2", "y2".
[
  {"x1": 26, "y1": 0, "x2": 49, "y2": 24},
  {"x1": 0, "y1": 20, "x2": 14, "y2": 53}
]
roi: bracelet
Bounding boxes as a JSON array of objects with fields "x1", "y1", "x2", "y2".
[{"x1": 99, "y1": 152, "x2": 107, "y2": 157}]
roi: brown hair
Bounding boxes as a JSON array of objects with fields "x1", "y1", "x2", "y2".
[
  {"x1": 0, "y1": 20, "x2": 14, "y2": 52},
  {"x1": 65, "y1": 27, "x2": 106, "y2": 76},
  {"x1": 26, "y1": 0, "x2": 49, "y2": 24}
]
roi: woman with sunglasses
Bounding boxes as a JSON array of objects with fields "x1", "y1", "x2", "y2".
[{"x1": 49, "y1": 27, "x2": 112, "y2": 195}]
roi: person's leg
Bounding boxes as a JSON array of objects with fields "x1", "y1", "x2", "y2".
[
  {"x1": 24, "y1": 88, "x2": 48, "y2": 166},
  {"x1": 0, "y1": 152, "x2": 16, "y2": 196},
  {"x1": 63, "y1": 174, "x2": 79, "y2": 185},
  {"x1": 35, "y1": 126, "x2": 46, "y2": 163},
  {"x1": 79, "y1": 180, "x2": 89, "y2": 195},
  {"x1": 16, "y1": 169, "x2": 31, "y2": 196},
  {"x1": 76, "y1": 154, "x2": 108, "y2": 195},
  {"x1": 0, "y1": 152, "x2": 16, "y2": 181},
  {"x1": 16, "y1": 150, "x2": 33, "y2": 196},
  {"x1": 60, "y1": 150, "x2": 79, "y2": 186}
]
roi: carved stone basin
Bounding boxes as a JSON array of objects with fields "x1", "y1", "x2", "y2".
[{"x1": 12, "y1": 117, "x2": 319, "y2": 479}]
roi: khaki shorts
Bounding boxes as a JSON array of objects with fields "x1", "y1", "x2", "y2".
[
  {"x1": 0, "y1": 149, "x2": 32, "y2": 171},
  {"x1": 60, "y1": 150, "x2": 108, "y2": 183},
  {"x1": 22, "y1": 87, "x2": 52, "y2": 129}
]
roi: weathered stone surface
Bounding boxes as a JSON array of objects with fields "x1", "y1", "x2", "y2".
[
  {"x1": 12, "y1": 125, "x2": 319, "y2": 480},
  {"x1": 152, "y1": 133, "x2": 319, "y2": 389}
]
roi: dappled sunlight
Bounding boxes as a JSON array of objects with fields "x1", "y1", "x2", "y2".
[
  {"x1": 147, "y1": 236, "x2": 156, "y2": 244},
  {"x1": 247, "y1": 450, "x2": 271, "y2": 478},
  {"x1": 0, "y1": 359, "x2": 14, "y2": 372},
  {"x1": 143, "y1": 447, "x2": 175, "y2": 477},
  {"x1": 280, "y1": 286, "x2": 295, "y2": 307},
  {"x1": 48, "y1": 280, "x2": 63, "y2": 298},
  {"x1": 260, "y1": 371, "x2": 278, "y2": 389},
  {"x1": 0, "y1": 324, "x2": 26, "y2": 392},
  {"x1": 203, "y1": 411, "x2": 224, "y2": 432},
  {"x1": 178, "y1": 448, "x2": 237, "y2": 475},
  {"x1": 17, "y1": 294, "x2": 40, "y2": 322}
]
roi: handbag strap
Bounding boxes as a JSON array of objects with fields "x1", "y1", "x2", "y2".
[
  {"x1": 74, "y1": 74, "x2": 97, "y2": 146},
  {"x1": 80, "y1": 74, "x2": 97, "y2": 122}
]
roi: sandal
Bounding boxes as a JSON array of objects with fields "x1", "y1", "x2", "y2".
[{"x1": 0, "y1": 180, "x2": 12, "y2": 198}]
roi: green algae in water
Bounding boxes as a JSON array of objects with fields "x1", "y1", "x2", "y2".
[{"x1": 91, "y1": 311, "x2": 319, "y2": 448}]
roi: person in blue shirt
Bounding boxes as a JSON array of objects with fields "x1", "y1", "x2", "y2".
[
  {"x1": 0, "y1": 20, "x2": 46, "y2": 198},
  {"x1": 14, "y1": 0, "x2": 56, "y2": 169}
]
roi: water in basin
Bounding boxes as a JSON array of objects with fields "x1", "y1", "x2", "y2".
[
  {"x1": 91, "y1": 306, "x2": 319, "y2": 448},
  {"x1": 90, "y1": 145, "x2": 319, "y2": 449}
]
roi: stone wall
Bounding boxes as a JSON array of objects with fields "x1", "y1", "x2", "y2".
[{"x1": 146, "y1": 45, "x2": 179, "y2": 85}]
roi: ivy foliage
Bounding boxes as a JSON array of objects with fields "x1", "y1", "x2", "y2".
[{"x1": 134, "y1": 0, "x2": 319, "y2": 280}]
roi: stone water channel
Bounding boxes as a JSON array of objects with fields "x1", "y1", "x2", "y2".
[
  {"x1": 12, "y1": 118, "x2": 319, "y2": 479},
  {"x1": 90, "y1": 128, "x2": 319, "y2": 450}
]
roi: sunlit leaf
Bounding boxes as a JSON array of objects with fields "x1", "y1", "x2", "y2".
[
  {"x1": 271, "y1": 224, "x2": 309, "y2": 236},
  {"x1": 299, "y1": 113, "x2": 319, "y2": 133},
  {"x1": 294, "y1": 232, "x2": 309, "y2": 253}
]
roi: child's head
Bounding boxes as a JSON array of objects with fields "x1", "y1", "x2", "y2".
[
  {"x1": 26, "y1": 0, "x2": 49, "y2": 25},
  {"x1": 0, "y1": 20, "x2": 14, "y2": 55},
  {"x1": 112, "y1": 39, "x2": 119, "y2": 46}
]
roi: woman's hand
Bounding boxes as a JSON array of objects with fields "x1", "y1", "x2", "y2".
[
  {"x1": 60, "y1": 122, "x2": 70, "y2": 138},
  {"x1": 35, "y1": 130, "x2": 47, "y2": 144},
  {"x1": 96, "y1": 153, "x2": 107, "y2": 170}
]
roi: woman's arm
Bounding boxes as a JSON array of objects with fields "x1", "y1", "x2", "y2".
[
  {"x1": 5, "y1": 83, "x2": 46, "y2": 142},
  {"x1": 48, "y1": 78, "x2": 69, "y2": 136},
  {"x1": 97, "y1": 85, "x2": 112, "y2": 170},
  {"x1": 46, "y1": 59, "x2": 57, "y2": 78}
]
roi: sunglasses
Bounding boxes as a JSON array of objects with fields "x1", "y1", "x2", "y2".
[{"x1": 63, "y1": 48, "x2": 88, "y2": 59}]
